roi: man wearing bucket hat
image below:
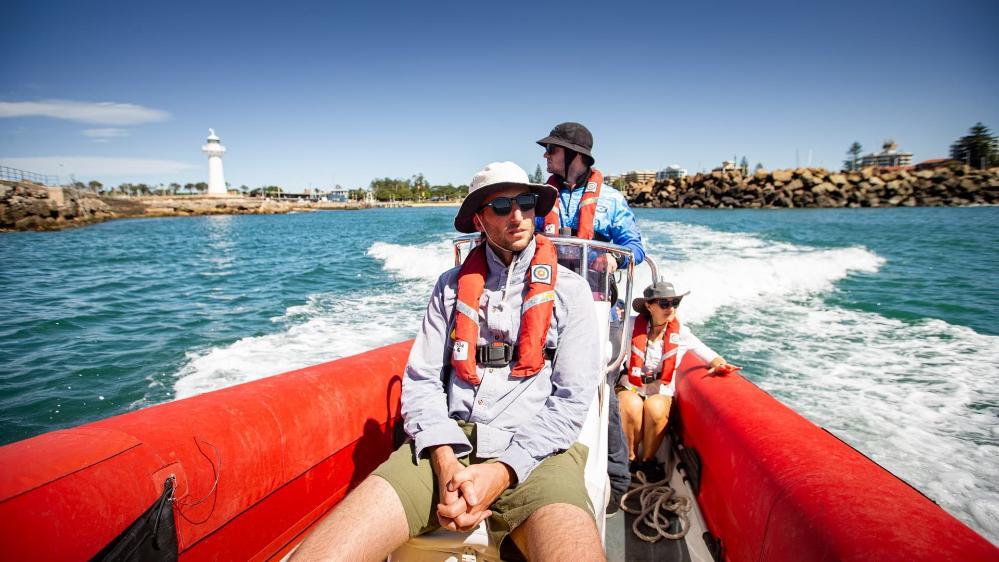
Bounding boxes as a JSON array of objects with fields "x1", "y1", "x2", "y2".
[
  {"x1": 617, "y1": 281, "x2": 737, "y2": 483},
  {"x1": 537, "y1": 122, "x2": 645, "y2": 513},
  {"x1": 536, "y1": 121, "x2": 646, "y2": 273},
  {"x1": 295, "y1": 162, "x2": 605, "y2": 561}
]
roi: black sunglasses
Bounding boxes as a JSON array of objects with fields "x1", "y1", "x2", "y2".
[
  {"x1": 650, "y1": 297, "x2": 682, "y2": 309},
  {"x1": 544, "y1": 144, "x2": 559, "y2": 155},
  {"x1": 480, "y1": 193, "x2": 538, "y2": 215}
]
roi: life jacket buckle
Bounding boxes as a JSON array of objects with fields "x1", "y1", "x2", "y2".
[
  {"x1": 476, "y1": 343, "x2": 556, "y2": 368},
  {"x1": 477, "y1": 342, "x2": 514, "y2": 367}
]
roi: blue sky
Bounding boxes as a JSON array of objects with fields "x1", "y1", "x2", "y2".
[{"x1": 2, "y1": 0, "x2": 997, "y2": 190}]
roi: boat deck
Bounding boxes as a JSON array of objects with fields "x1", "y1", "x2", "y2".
[{"x1": 604, "y1": 444, "x2": 716, "y2": 562}]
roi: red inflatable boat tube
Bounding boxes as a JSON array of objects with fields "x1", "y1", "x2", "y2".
[
  {"x1": 0, "y1": 340, "x2": 412, "y2": 561},
  {"x1": 673, "y1": 354, "x2": 997, "y2": 562}
]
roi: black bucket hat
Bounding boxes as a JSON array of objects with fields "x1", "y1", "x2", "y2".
[
  {"x1": 536, "y1": 122, "x2": 595, "y2": 164},
  {"x1": 632, "y1": 281, "x2": 690, "y2": 314}
]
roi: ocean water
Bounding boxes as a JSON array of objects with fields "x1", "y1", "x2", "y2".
[{"x1": 0, "y1": 206, "x2": 997, "y2": 543}]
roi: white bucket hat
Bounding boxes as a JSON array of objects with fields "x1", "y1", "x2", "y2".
[{"x1": 453, "y1": 161, "x2": 557, "y2": 233}]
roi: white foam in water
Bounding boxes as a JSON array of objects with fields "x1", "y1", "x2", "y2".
[
  {"x1": 735, "y1": 300, "x2": 999, "y2": 542},
  {"x1": 636, "y1": 219, "x2": 999, "y2": 544},
  {"x1": 173, "y1": 239, "x2": 453, "y2": 399},
  {"x1": 367, "y1": 240, "x2": 455, "y2": 281},
  {"x1": 172, "y1": 293, "x2": 422, "y2": 399},
  {"x1": 635, "y1": 221, "x2": 884, "y2": 325}
]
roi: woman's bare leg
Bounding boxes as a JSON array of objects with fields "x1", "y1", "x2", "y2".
[
  {"x1": 641, "y1": 395, "x2": 672, "y2": 461},
  {"x1": 617, "y1": 390, "x2": 644, "y2": 460}
]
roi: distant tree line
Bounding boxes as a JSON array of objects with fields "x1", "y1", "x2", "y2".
[
  {"x1": 69, "y1": 181, "x2": 214, "y2": 196},
  {"x1": 369, "y1": 173, "x2": 468, "y2": 201}
]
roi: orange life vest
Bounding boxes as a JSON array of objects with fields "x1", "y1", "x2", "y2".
[
  {"x1": 628, "y1": 314, "x2": 681, "y2": 387},
  {"x1": 451, "y1": 235, "x2": 558, "y2": 385},
  {"x1": 543, "y1": 168, "x2": 603, "y2": 239}
]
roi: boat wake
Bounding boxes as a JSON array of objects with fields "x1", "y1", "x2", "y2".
[
  {"x1": 172, "y1": 240, "x2": 450, "y2": 400},
  {"x1": 639, "y1": 221, "x2": 998, "y2": 543}
]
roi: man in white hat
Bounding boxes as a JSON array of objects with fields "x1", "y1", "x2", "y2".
[{"x1": 294, "y1": 162, "x2": 605, "y2": 561}]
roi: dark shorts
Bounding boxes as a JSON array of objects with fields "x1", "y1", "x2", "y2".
[{"x1": 371, "y1": 422, "x2": 592, "y2": 548}]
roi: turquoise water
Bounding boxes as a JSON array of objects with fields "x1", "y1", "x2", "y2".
[{"x1": 1, "y1": 206, "x2": 997, "y2": 542}]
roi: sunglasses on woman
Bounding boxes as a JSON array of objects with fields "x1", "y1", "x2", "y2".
[
  {"x1": 480, "y1": 193, "x2": 538, "y2": 215},
  {"x1": 651, "y1": 298, "x2": 682, "y2": 309}
]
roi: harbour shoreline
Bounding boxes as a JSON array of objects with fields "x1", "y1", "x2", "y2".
[
  {"x1": 3, "y1": 164, "x2": 996, "y2": 232},
  {"x1": 0, "y1": 183, "x2": 460, "y2": 232}
]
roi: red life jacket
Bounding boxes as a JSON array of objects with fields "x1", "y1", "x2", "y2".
[
  {"x1": 543, "y1": 168, "x2": 603, "y2": 239},
  {"x1": 451, "y1": 235, "x2": 558, "y2": 385},
  {"x1": 628, "y1": 314, "x2": 681, "y2": 387}
]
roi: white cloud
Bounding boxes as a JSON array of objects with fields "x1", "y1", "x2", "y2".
[
  {"x1": 0, "y1": 156, "x2": 197, "y2": 177},
  {"x1": 0, "y1": 100, "x2": 171, "y2": 125},
  {"x1": 82, "y1": 128, "x2": 130, "y2": 138}
]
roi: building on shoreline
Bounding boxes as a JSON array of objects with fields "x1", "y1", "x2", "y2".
[
  {"x1": 656, "y1": 165, "x2": 688, "y2": 180},
  {"x1": 622, "y1": 169, "x2": 657, "y2": 183},
  {"x1": 325, "y1": 186, "x2": 349, "y2": 202},
  {"x1": 844, "y1": 139, "x2": 913, "y2": 171}
]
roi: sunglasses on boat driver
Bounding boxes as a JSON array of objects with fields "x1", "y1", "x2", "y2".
[
  {"x1": 479, "y1": 193, "x2": 539, "y2": 216},
  {"x1": 544, "y1": 144, "x2": 559, "y2": 155},
  {"x1": 650, "y1": 298, "x2": 682, "y2": 309}
]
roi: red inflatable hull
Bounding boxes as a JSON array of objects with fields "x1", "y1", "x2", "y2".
[
  {"x1": 0, "y1": 340, "x2": 995, "y2": 560},
  {"x1": 0, "y1": 341, "x2": 410, "y2": 561},
  {"x1": 673, "y1": 358, "x2": 997, "y2": 561}
]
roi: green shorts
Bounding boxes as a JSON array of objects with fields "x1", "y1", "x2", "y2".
[{"x1": 371, "y1": 422, "x2": 592, "y2": 549}]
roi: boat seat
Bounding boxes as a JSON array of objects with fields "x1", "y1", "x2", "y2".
[
  {"x1": 391, "y1": 522, "x2": 499, "y2": 562},
  {"x1": 389, "y1": 302, "x2": 612, "y2": 561}
]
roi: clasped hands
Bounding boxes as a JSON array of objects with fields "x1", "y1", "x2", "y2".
[{"x1": 431, "y1": 446, "x2": 513, "y2": 532}]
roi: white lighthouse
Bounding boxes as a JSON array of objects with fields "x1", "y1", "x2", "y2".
[{"x1": 201, "y1": 128, "x2": 228, "y2": 196}]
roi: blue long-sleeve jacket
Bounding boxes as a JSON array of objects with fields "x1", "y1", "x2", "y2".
[{"x1": 535, "y1": 178, "x2": 646, "y2": 265}]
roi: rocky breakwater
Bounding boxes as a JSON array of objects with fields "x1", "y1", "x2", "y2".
[
  {"x1": 135, "y1": 196, "x2": 313, "y2": 218},
  {"x1": 624, "y1": 165, "x2": 999, "y2": 209},
  {"x1": 1, "y1": 187, "x2": 366, "y2": 232},
  {"x1": 1, "y1": 181, "x2": 113, "y2": 231}
]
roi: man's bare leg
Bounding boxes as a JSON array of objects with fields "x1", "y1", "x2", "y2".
[
  {"x1": 510, "y1": 503, "x2": 606, "y2": 561},
  {"x1": 291, "y1": 475, "x2": 410, "y2": 562}
]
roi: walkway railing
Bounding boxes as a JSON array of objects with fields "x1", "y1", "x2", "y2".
[{"x1": 0, "y1": 166, "x2": 59, "y2": 186}]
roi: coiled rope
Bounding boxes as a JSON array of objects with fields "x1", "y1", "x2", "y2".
[{"x1": 619, "y1": 461, "x2": 692, "y2": 542}]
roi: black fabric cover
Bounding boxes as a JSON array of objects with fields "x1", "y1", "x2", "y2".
[
  {"x1": 677, "y1": 446, "x2": 702, "y2": 496},
  {"x1": 92, "y1": 477, "x2": 178, "y2": 562}
]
